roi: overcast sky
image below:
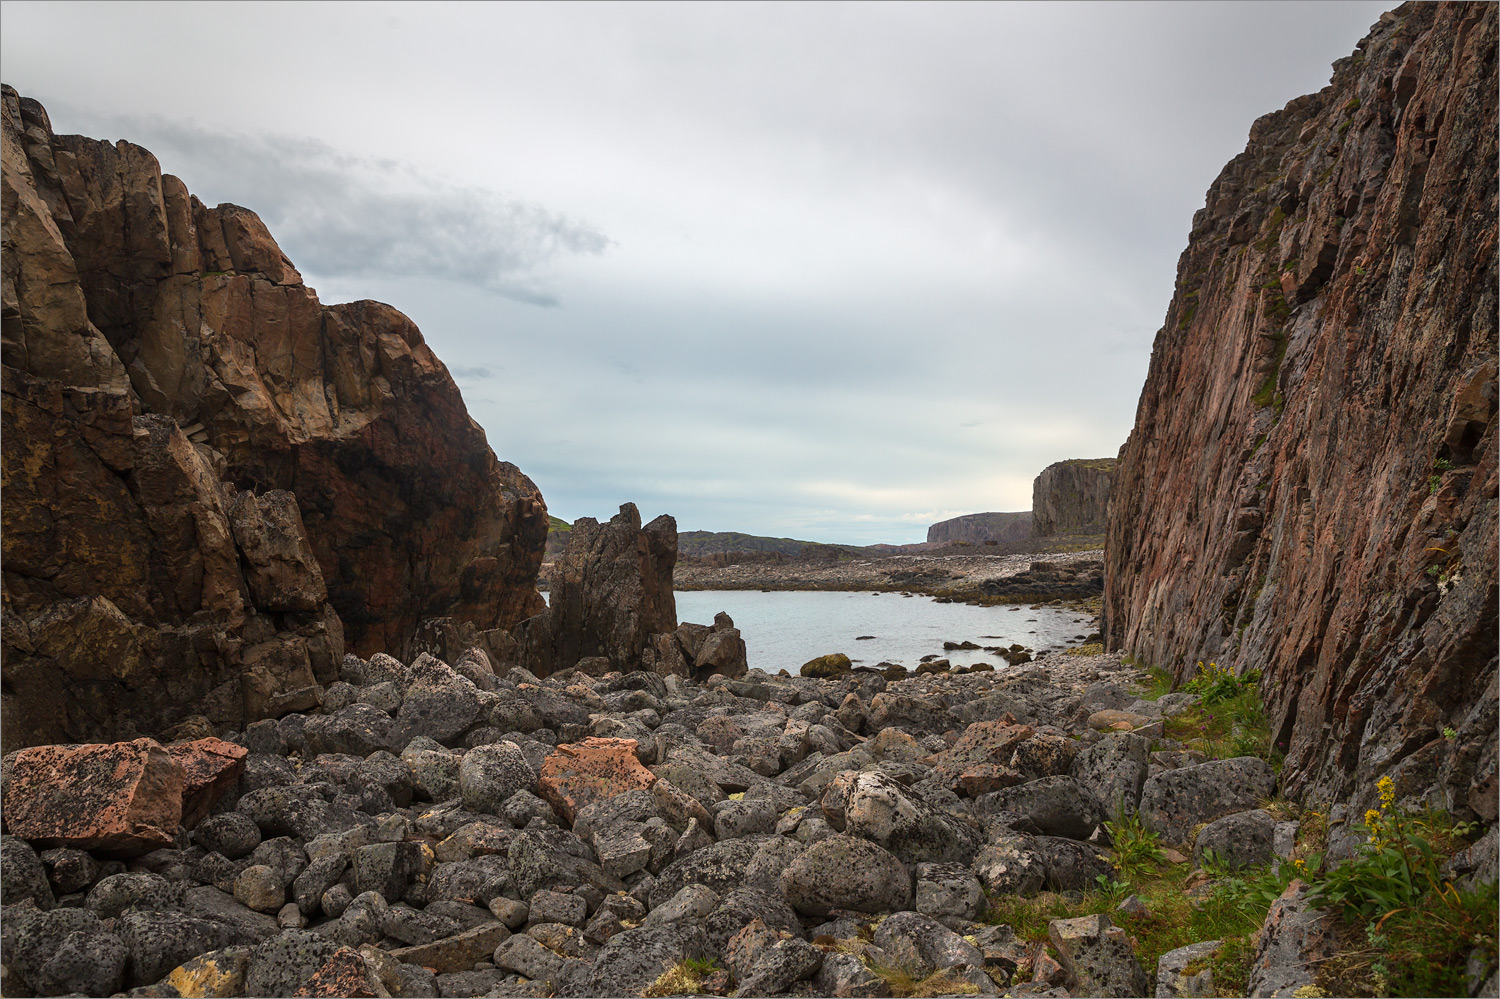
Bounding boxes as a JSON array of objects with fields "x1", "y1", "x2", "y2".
[{"x1": 2, "y1": 0, "x2": 1391, "y2": 543}]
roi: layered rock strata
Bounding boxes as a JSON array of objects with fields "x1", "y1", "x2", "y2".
[
  {"x1": 1032, "y1": 459, "x2": 1115, "y2": 537},
  {"x1": 1, "y1": 89, "x2": 546, "y2": 747},
  {"x1": 926, "y1": 511, "x2": 1033, "y2": 546},
  {"x1": 1104, "y1": 4, "x2": 1498, "y2": 813}
]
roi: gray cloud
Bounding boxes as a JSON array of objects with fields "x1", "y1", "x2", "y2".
[
  {"x1": 57, "y1": 114, "x2": 609, "y2": 306},
  {"x1": 449, "y1": 365, "x2": 494, "y2": 381}
]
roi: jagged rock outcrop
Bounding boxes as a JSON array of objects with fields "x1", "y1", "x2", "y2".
[
  {"x1": 515, "y1": 504, "x2": 678, "y2": 675},
  {"x1": 1105, "y1": 3, "x2": 1497, "y2": 815},
  {"x1": 926, "y1": 511, "x2": 1032, "y2": 545},
  {"x1": 1, "y1": 88, "x2": 546, "y2": 748},
  {"x1": 1032, "y1": 459, "x2": 1114, "y2": 537}
]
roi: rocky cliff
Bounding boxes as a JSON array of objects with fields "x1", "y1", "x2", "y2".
[
  {"x1": 926, "y1": 511, "x2": 1032, "y2": 545},
  {"x1": 1, "y1": 88, "x2": 547, "y2": 748},
  {"x1": 1032, "y1": 459, "x2": 1114, "y2": 537},
  {"x1": 1105, "y1": 3, "x2": 1497, "y2": 817}
]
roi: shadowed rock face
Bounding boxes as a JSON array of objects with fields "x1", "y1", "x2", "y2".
[
  {"x1": 516, "y1": 504, "x2": 677, "y2": 676},
  {"x1": 1, "y1": 87, "x2": 546, "y2": 748},
  {"x1": 1032, "y1": 459, "x2": 1114, "y2": 537},
  {"x1": 1105, "y1": 4, "x2": 1498, "y2": 815}
]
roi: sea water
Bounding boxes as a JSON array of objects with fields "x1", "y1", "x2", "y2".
[{"x1": 673, "y1": 589, "x2": 1096, "y2": 674}]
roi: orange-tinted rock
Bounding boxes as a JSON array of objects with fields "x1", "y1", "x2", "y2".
[
  {"x1": 168, "y1": 737, "x2": 249, "y2": 828},
  {"x1": 2, "y1": 738, "x2": 184, "y2": 855},
  {"x1": 289, "y1": 948, "x2": 383, "y2": 998},
  {"x1": 537, "y1": 737, "x2": 656, "y2": 824},
  {"x1": 1105, "y1": 4, "x2": 1498, "y2": 812}
]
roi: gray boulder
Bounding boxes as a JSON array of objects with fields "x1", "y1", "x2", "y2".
[
  {"x1": 1, "y1": 836, "x2": 55, "y2": 910},
  {"x1": 585, "y1": 923, "x2": 710, "y2": 996},
  {"x1": 1048, "y1": 913, "x2": 1150, "y2": 997},
  {"x1": 872, "y1": 910, "x2": 986, "y2": 978},
  {"x1": 395, "y1": 658, "x2": 481, "y2": 743},
  {"x1": 1157, "y1": 939, "x2": 1222, "y2": 998},
  {"x1": 977, "y1": 775, "x2": 1105, "y2": 840},
  {"x1": 826, "y1": 770, "x2": 982, "y2": 865},
  {"x1": 459, "y1": 741, "x2": 536, "y2": 815},
  {"x1": 780, "y1": 834, "x2": 913, "y2": 917},
  {"x1": 1246, "y1": 881, "x2": 1339, "y2": 997},
  {"x1": 1194, "y1": 809, "x2": 1276, "y2": 870},
  {"x1": 703, "y1": 885, "x2": 804, "y2": 951},
  {"x1": 1070, "y1": 733, "x2": 1151, "y2": 818},
  {"x1": 972, "y1": 835, "x2": 1046, "y2": 896},
  {"x1": 649, "y1": 837, "x2": 763, "y2": 907},
  {"x1": 244, "y1": 929, "x2": 343, "y2": 997},
  {"x1": 1139, "y1": 757, "x2": 1277, "y2": 846},
  {"x1": 1, "y1": 907, "x2": 123, "y2": 997},
  {"x1": 816, "y1": 951, "x2": 893, "y2": 997},
  {"x1": 115, "y1": 909, "x2": 245, "y2": 988},
  {"x1": 194, "y1": 812, "x2": 263, "y2": 860},
  {"x1": 914, "y1": 862, "x2": 985, "y2": 923}
]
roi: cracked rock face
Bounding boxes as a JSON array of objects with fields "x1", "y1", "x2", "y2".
[
  {"x1": 1104, "y1": 4, "x2": 1498, "y2": 814},
  {"x1": 1, "y1": 87, "x2": 547, "y2": 749}
]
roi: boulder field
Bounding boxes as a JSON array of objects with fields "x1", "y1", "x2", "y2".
[{"x1": 11, "y1": 643, "x2": 1479, "y2": 999}]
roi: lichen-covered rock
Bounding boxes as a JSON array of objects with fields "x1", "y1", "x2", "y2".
[
  {"x1": 824, "y1": 770, "x2": 981, "y2": 865},
  {"x1": 537, "y1": 737, "x2": 655, "y2": 823},
  {"x1": 914, "y1": 862, "x2": 985, "y2": 923},
  {"x1": 1193, "y1": 809, "x2": 1276, "y2": 870},
  {"x1": 3, "y1": 738, "x2": 184, "y2": 854},
  {"x1": 1048, "y1": 913, "x2": 1149, "y2": 997},
  {"x1": 459, "y1": 742, "x2": 536, "y2": 816},
  {"x1": 976, "y1": 775, "x2": 1105, "y2": 840},
  {"x1": 801, "y1": 653, "x2": 852, "y2": 678},
  {"x1": 1070, "y1": 732, "x2": 1150, "y2": 818},
  {"x1": 585, "y1": 923, "x2": 709, "y2": 996},
  {"x1": 2, "y1": 835, "x2": 55, "y2": 909},
  {"x1": 1156, "y1": 939, "x2": 1222, "y2": 999},
  {"x1": 779, "y1": 834, "x2": 912, "y2": 917},
  {"x1": 873, "y1": 910, "x2": 986, "y2": 979},
  {"x1": 726, "y1": 919, "x2": 823, "y2": 995},
  {"x1": 1138, "y1": 757, "x2": 1277, "y2": 846},
  {"x1": 972, "y1": 834, "x2": 1046, "y2": 896}
]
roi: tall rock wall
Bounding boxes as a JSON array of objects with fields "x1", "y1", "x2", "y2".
[
  {"x1": 926, "y1": 511, "x2": 1032, "y2": 545},
  {"x1": 1104, "y1": 3, "x2": 1497, "y2": 818},
  {"x1": 1, "y1": 88, "x2": 547, "y2": 748},
  {"x1": 1032, "y1": 458, "x2": 1115, "y2": 536}
]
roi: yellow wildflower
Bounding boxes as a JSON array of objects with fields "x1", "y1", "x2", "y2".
[
  {"x1": 1377, "y1": 775, "x2": 1396, "y2": 809},
  {"x1": 1364, "y1": 808, "x2": 1381, "y2": 827}
]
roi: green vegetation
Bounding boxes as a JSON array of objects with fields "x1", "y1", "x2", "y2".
[
  {"x1": 1167, "y1": 662, "x2": 1279, "y2": 767},
  {"x1": 870, "y1": 966, "x2": 980, "y2": 997},
  {"x1": 1106, "y1": 808, "x2": 1169, "y2": 879},
  {"x1": 547, "y1": 515, "x2": 571, "y2": 533}
]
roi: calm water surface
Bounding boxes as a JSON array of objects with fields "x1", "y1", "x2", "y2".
[{"x1": 673, "y1": 589, "x2": 1096, "y2": 674}]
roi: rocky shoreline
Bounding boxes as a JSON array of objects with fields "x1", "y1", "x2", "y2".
[
  {"x1": 667, "y1": 550, "x2": 1105, "y2": 607},
  {"x1": 7, "y1": 639, "x2": 1494, "y2": 998}
]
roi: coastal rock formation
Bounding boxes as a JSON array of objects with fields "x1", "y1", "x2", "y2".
[
  {"x1": 1104, "y1": 4, "x2": 1498, "y2": 813},
  {"x1": 926, "y1": 511, "x2": 1032, "y2": 546},
  {"x1": 1032, "y1": 459, "x2": 1114, "y2": 537},
  {"x1": 1, "y1": 88, "x2": 546, "y2": 748},
  {"x1": 516, "y1": 504, "x2": 677, "y2": 675}
]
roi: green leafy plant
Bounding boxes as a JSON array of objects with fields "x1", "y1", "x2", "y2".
[
  {"x1": 1107, "y1": 807, "x2": 1169, "y2": 879},
  {"x1": 1429, "y1": 473, "x2": 1443, "y2": 495}
]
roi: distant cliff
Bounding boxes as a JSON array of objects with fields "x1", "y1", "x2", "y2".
[
  {"x1": 926, "y1": 511, "x2": 1032, "y2": 545},
  {"x1": 1, "y1": 87, "x2": 547, "y2": 748},
  {"x1": 1032, "y1": 459, "x2": 1115, "y2": 536},
  {"x1": 1105, "y1": 3, "x2": 1497, "y2": 818}
]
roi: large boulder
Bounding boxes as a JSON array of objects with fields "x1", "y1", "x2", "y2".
[
  {"x1": 536, "y1": 737, "x2": 655, "y2": 824},
  {"x1": 779, "y1": 834, "x2": 913, "y2": 917},
  {"x1": 3, "y1": 739, "x2": 184, "y2": 854},
  {"x1": 976, "y1": 775, "x2": 1105, "y2": 840},
  {"x1": 1047, "y1": 913, "x2": 1150, "y2": 997},
  {"x1": 1138, "y1": 757, "x2": 1277, "y2": 846},
  {"x1": 821, "y1": 770, "x2": 980, "y2": 865},
  {"x1": 1069, "y1": 733, "x2": 1150, "y2": 818}
]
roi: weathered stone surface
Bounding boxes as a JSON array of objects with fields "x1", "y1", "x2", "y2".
[
  {"x1": 1104, "y1": 4, "x2": 1499, "y2": 814},
  {"x1": 977, "y1": 775, "x2": 1105, "y2": 840},
  {"x1": 726, "y1": 919, "x2": 823, "y2": 994},
  {"x1": 1194, "y1": 809, "x2": 1276, "y2": 870},
  {"x1": 537, "y1": 736, "x2": 656, "y2": 823},
  {"x1": 585, "y1": 923, "x2": 709, "y2": 996},
  {"x1": 801, "y1": 653, "x2": 852, "y2": 678},
  {"x1": 287, "y1": 946, "x2": 384, "y2": 997},
  {"x1": 1156, "y1": 939, "x2": 1222, "y2": 998},
  {"x1": 972, "y1": 834, "x2": 1046, "y2": 896},
  {"x1": 1139, "y1": 757, "x2": 1277, "y2": 846},
  {"x1": 389, "y1": 922, "x2": 511, "y2": 974},
  {"x1": 459, "y1": 742, "x2": 536, "y2": 816},
  {"x1": 3, "y1": 738, "x2": 183, "y2": 854},
  {"x1": 1049, "y1": 913, "x2": 1150, "y2": 998},
  {"x1": 1071, "y1": 733, "x2": 1150, "y2": 818},
  {"x1": 2, "y1": 835, "x2": 55, "y2": 909},
  {"x1": 0, "y1": 88, "x2": 547, "y2": 749},
  {"x1": 1033, "y1": 459, "x2": 1115, "y2": 536},
  {"x1": 169, "y1": 737, "x2": 249, "y2": 828},
  {"x1": 518, "y1": 504, "x2": 676, "y2": 676},
  {"x1": 823, "y1": 769, "x2": 981, "y2": 865},
  {"x1": 1246, "y1": 881, "x2": 1339, "y2": 997},
  {"x1": 873, "y1": 910, "x2": 986, "y2": 979},
  {"x1": 780, "y1": 834, "x2": 912, "y2": 917}
]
